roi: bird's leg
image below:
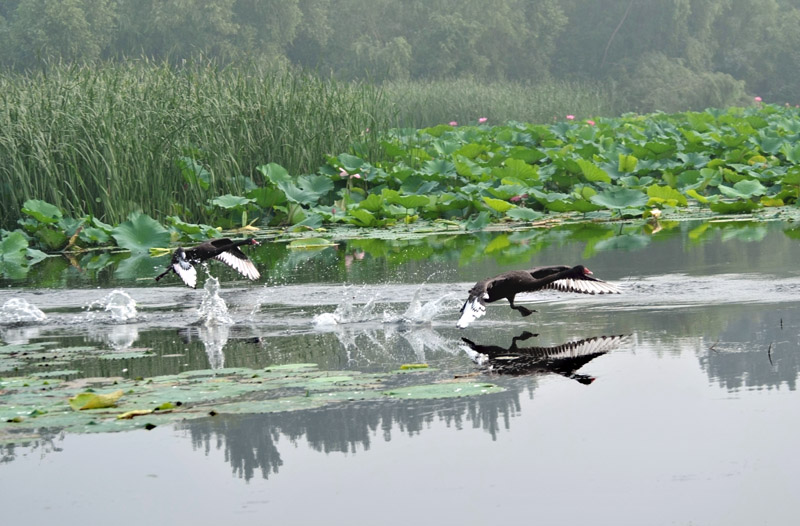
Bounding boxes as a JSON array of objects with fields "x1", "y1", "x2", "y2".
[
  {"x1": 508, "y1": 295, "x2": 536, "y2": 317},
  {"x1": 154, "y1": 268, "x2": 171, "y2": 281}
]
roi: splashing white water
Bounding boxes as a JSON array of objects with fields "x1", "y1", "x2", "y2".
[
  {"x1": 199, "y1": 324, "x2": 230, "y2": 369},
  {"x1": 312, "y1": 284, "x2": 456, "y2": 327},
  {"x1": 104, "y1": 290, "x2": 138, "y2": 321},
  {"x1": 0, "y1": 298, "x2": 47, "y2": 324},
  {"x1": 313, "y1": 293, "x2": 381, "y2": 326},
  {"x1": 105, "y1": 324, "x2": 140, "y2": 351},
  {"x1": 197, "y1": 277, "x2": 233, "y2": 325},
  {"x1": 388, "y1": 287, "x2": 457, "y2": 324},
  {"x1": 84, "y1": 290, "x2": 138, "y2": 322}
]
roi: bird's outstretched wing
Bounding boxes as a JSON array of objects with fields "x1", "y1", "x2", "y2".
[
  {"x1": 457, "y1": 279, "x2": 494, "y2": 328},
  {"x1": 542, "y1": 276, "x2": 619, "y2": 294},
  {"x1": 213, "y1": 248, "x2": 260, "y2": 280},
  {"x1": 173, "y1": 252, "x2": 197, "y2": 288}
]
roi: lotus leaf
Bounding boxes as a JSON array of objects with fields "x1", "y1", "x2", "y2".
[
  {"x1": 382, "y1": 382, "x2": 503, "y2": 399},
  {"x1": 69, "y1": 389, "x2": 124, "y2": 411},
  {"x1": 709, "y1": 201, "x2": 760, "y2": 214},
  {"x1": 717, "y1": 180, "x2": 767, "y2": 199},
  {"x1": 176, "y1": 157, "x2": 211, "y2": 191},
  {"x1": 349, "y1": 209, "x2": 377, "y2": 227},
  {"x1": 482, "y1": 197, "x2": 515, "y2": 213},
  {"x1": 492, "y1": 158, "x2": 539, "y2": 183},
  {"x1": 577, "y1": 159, "x2": 611, "y2": 183},
  {"x1": 111, "y1": 213, "x2": 170, "y2": 252},
  {"x1": 647, "y1": 185, "x2": 688, "y2": 207},
  {"x1": 618, "y1": 154, "x2": 639, "y2": 173},
  {"x1": 211, "y1": 195, "x2": 256, "y2": 209},
  {"x1": 0, "y1": 231, "x2": 28, "y2": 263},
  {"x1": 589, "y1": 188, "x2": 649, "y2": 210},
  {"x1": 21, "y1": 199, "x2": 63, "y2": 224},
  {"x1": 338, "y1": 153, "x2": 364, "y2": 173}
]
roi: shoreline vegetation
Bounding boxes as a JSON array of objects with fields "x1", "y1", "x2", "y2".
[
  {"x1": 1, "y1": 61, "x2": 799, "y2": 274},
  {"x1": 0, "y1": 61, "x2": 624, "y2": 231}
]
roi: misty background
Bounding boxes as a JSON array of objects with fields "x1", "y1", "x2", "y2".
[{"x1": 1, "y1": 0, "x2": 798, "y2": 114}]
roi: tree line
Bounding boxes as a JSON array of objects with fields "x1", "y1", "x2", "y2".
[{"x1": 1, "y1": 0, "x2": 799, "y2": 112}]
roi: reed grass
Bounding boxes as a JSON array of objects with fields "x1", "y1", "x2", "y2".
[
  {"x1": 0, "y1": 60, "x2": 389, "y2": 229},
  {"x1": 0, "y1": 62, "x2": 622, "y2": 230},
  {"x1": 382, "y1": 77, "x2": 622, "y2": 128}
]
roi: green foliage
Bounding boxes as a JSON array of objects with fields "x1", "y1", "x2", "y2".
[
  {"x1": 0, "y1": 231, "x2": 47, "y2": 277},
  {"x1": 0, "y1": 61, "x2": 389, "y2": 230},
  {"x1": 622, "y1": 53, "x2": 749, "y2": 113},
  {"x1": 7, "y1": 103, "x2": 800, "y2": 269},
  {"x1": 2, "y1": 0, "x2": 800, "y2": 110},
  {"x1": 111, "y1": 213, "x2": 171, "y2": 252}
]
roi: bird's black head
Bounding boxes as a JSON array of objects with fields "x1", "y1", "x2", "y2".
[{"x1": 573, "y1": 264, "x2": 592, "y2": 276}]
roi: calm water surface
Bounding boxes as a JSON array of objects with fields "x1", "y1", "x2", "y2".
[{"x1": 2, "y1": 220, "x2": 800, "y2": 525}]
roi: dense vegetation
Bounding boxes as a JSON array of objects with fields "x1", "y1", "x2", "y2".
[
  {"x1": 3, "y1": 0, "x2": 800, "y2": 276},
  {"x1": 0, "y1": 62, "x2": 389, "y2": 229},
  {"x1": 2, "y1": 1, "x2": 799, "y2": 111},
  {"x1": 4, "y1": 102, "x2": 800, "y2": 277},
  {"x1": 0, "y1": 61, "x2": 624, "y2": 230}
]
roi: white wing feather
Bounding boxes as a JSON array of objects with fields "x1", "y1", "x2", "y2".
[
  {"x1": 173, "y1": 261, "x2": 197, "y2": 288},
  {"x1": 457, "y1": 297, "x2": 486, "y2": 328},
  {"x1": 546, "y1": 278, "x2": 619, "y2": 294},
  {"x1": 213, "y1": 251, "x2": 260, "y2": 280}
]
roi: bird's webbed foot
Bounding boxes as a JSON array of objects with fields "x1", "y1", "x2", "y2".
[{"x1": 510, "y1": 304, "x2": 537, "y2": 317}]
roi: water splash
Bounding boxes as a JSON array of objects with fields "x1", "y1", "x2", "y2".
[
  {"x1": 312, "y1": 288, "x2": 382, "y2": 326},
  {"x1": 312, "y1": 283, "x2": 457, "y2": 327},
  {"x1": 199, "y1": 324, "x2": 230, "y2": 369},
  {"x1": 104, "y1": 324, "x2": 140, "y2": 351},
  {"x1": 197, "y1": 277, "x2": 233, "y2": 325},
  {"x1": 0, "y1": 298, "x2": 47, "y2": 324},
  {"x1": 387, "y1": 287, "x2": 457, "y2": 324},
  {"x1": 84, "y1": 290, "x2": 138, "y2": 322},
  {"x1": 103, "y1": 290, "x2": 138, "y2": 321}
]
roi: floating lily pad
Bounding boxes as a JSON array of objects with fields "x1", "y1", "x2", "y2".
[
  {"x1": 0, "y1": 362, "x2": 505, "y2": 445},
  {"x1": 382, "y1": 381, "x2": 504, "y2": 399},
  {"x1": 69, "y1": 389, "x2": 124, "y2": 411}
]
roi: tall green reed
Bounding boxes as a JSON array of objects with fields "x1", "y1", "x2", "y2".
[
  {"x1": 0, "y1": 60, "x2": 389, "y2": 229},
  {"x1": 382, "y1": 77, "x2": 622, "y2": 128}
]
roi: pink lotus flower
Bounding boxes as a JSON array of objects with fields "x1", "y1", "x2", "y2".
[
  {"x1": 509, "y1": 194, "x2": 528, "y2": 203},
  {"x1": 449, "y1": 121, "x2": 458, "y2": 126},
  {"x1": 754, "y1": 96, "x2": 762, "y2": 102},
  {"x1": 351, "y1": 173, "x2": 361, "y2": 179},
  {"x1": 339, "y1": 168, "x2": 360, "y2": 179},
  {"x1": 566, "y1": 115, "x2": 575, "y2": 120},
  {"x1": 586, "y1": 120, "x2": 596, "y2": 126},
  {"x1": 478, "y1": 117, "x2": 488, "y2": 124}
]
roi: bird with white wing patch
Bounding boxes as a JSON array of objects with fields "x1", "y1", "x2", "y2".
[
  {"x1": 457, "y1": 264, "x2": 619, "y2": 328},
  {"x1": 155, "y1": 238, "x2": 260, "y2": 288}
]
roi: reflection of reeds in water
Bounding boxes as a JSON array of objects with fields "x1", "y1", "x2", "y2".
[{"x1": 183, "y1": 379, "x2": 528, "y2": 481}]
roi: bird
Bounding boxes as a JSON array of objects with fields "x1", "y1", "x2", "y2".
[
  {"x1": 155, "y1": 238, "x2": 260, "y2": 288},
  {"x1": 457, "y1": 265, "x2": 619, "y2": 328},
  {"x1": 460, "y1": 331, "x2": 626, "y2": 382}
]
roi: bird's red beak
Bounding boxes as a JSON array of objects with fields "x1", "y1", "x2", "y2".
[
  {"x1": 252, "y1": 239, "x2": 261, "y2": 246},
  {"x1": 584, "y1": 267, "x2": 593, "y2": 275}
]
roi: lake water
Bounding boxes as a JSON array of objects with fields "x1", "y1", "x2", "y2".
[{"x1": 2, "y1": 219, "x2": 800, "y2": 525}]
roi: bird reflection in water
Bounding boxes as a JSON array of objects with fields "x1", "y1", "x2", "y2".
[{"x1": 461, "y1": 331, "x2": 627, "y2": 384}]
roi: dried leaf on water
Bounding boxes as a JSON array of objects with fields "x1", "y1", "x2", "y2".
[{"x1": 69, "y1": 389, "x2": 124, "y2": 411}]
